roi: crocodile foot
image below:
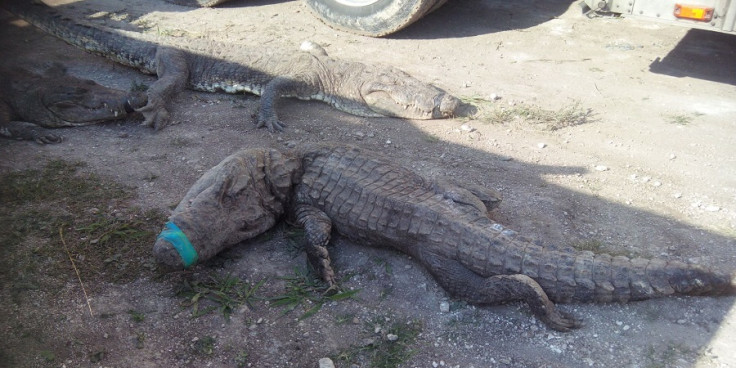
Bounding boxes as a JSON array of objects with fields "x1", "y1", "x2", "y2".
[
  {"x1": 137, "y1": 97, "x2": 171, "y2": 130},
  {"x1": 539, "y1": 307, "x2": 583, "y2": 332},
  {"x1": 256, "y1": 114, "x2": 286, "y2": 132}
]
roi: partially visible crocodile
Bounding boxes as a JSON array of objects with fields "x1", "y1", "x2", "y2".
[
  {"x1": 3, "y1": 0, "x2": 460, "y2": 132},
  {"x1": 0, "y1": 63, "x2": 146, "y2": 143},
  {"x1": 153, "y1": 144, "x2": 735, "y2": 331}
]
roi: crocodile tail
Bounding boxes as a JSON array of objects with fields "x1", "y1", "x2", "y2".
[{"x1": 516, "y1": 244, "x2": 736, "y2": 303}]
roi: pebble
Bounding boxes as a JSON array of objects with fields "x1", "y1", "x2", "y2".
[
  {"x1": 594, "y1": 165, "x2": 609, "y2": 172},
  {"x1": 489, "y1": 93, "x2": 501, "y2": 101},
  {"x1": 460, "y1": 123, "x2": 474, "y2": 132},
  {"x1": 318, "y1": 358, "x2": 336, "y2": 368},
  {"x1": 537, "y1": 143, "x2": 547, "y2": 149},
  {"x1": 440, "y1": 301, "x2": 450, "y2": 313},
  {"x1": 673, "y1": 193, "x2": 682, "y2": 199},
  {"x1": 387, "y1": 334, "x2": 399, "y2": 341},
  {"x1": 705, "y1": 205, "x2": 720, "y2": 212}
]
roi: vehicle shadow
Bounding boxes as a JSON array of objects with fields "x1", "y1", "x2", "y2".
[
  {"x1": 649, "y1": 28, "x2": 736, "y2": 85},
  {"x1": 392, "y1": 0, "x2": 581, "y2": 39}
]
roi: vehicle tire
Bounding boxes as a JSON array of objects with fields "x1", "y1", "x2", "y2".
[{"x1": 303, "y1": 0, "x2": 446, "y2": 37}]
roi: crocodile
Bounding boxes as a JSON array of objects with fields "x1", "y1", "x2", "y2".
[
  {"x1": 3, "y1": 0, "x2": 461, "y2": 132},
  {"x1": 153, "y1": 144, "x2": 735, "y2": 331},
  {"x1": 0, "y1": 63, "x2": 146, "y2": 143}
]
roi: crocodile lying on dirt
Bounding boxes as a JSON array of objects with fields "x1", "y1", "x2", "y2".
[
  {"x1": 3, "y1": 0, "x2": 460, "y2": 132},
  {"x1": 0, "y1": 63, "x2": 146, "y2": 143},
  {"x1": 153, "y1": 144, "x2": 736, "y2": 331}
]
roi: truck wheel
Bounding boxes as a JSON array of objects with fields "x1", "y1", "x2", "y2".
[{"x1": 303, "y1": 0, "x2": 446, "y2": 37}]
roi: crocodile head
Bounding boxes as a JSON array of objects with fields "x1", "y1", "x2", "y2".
[
  {"x1": 153, "y1": 148, "x2": 301, "y2": 268},
  {"x1": 335, "y1": 64, "x2": 460, "y2": 119},
  {"x1": 41, "y1": 77, "x2": 147, "y2": 125}
]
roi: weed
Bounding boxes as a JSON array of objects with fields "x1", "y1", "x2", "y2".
[
  {"x1": 571, "y1": 239, "x2": 604, "y2": 253},
  {"x1": 235, "y1": 350, "x2": 249, "y2": 367},
  {"x1": 128, "y1": 310, "x2": 145, "y2": 322},
  {"x1": 462, "y1": 97, "x2": 593, "y2": 131},
  {"x1": 424, "y1": 134, "x2": 441, "y2": 143},
  {"x1": 334, "y1": 317, "x2": 422, "y2": 368},
  {"x1": 193, "y1": 336, "x2": 216, "y2": 356},
  {"x1": 170, "y1": 136, "x2": 192, "y2": 148},
  {"x1": 176, "y1": 273, "x2": 264, "y2": 320},
  {"x1": 39, "y1": 350, "x2": 55, "y2": 362},
  {"x1": 130, "y1": 81, "x2": 148, "y2": 92},
  {"x1": 269, "y1": 267, "x2": 360, "y2": 320},
  {"x1": 664, "y1": 114, "x2": 693, "y2": 125},
  {"x1": 135, "y1": 332, "x2": 145, "y2": 349}
]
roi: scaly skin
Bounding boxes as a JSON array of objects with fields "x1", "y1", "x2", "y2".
[
  {"x1": 3, "y1": 0, "x2": 460, "y2": 132},
  {"x1": 153, "y1": 144, "x2": 736, "y2": 331},
  {"x1": 0, "y1": 63, "x2": 146, "y2": 144}
]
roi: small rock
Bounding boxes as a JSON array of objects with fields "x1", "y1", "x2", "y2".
[
  {"x1": 705, "y1": 205, "x2": 720, "y2": 212},
  {"x1": 673, "y1": 193, "x2": 682, "y2": 199},
  {"x1": 677, "y1": 319, "x2": 687, "y2": 325},
  {"x1": 439, "y1": 301, "x2": 450, "y2": 313},
  {"x1": 669, "y1": 153, "x2": 677, "y2": 160},
  {"x1": 537, "y1": 143, "x2": 547, "y2": 149},
  {"x1": 623, "y1": 325, "x2": 630, "y2": 331},
  {"x1": 385, "y1": 139, "x2": 392, "y2": 145},
  {"x1": 460, "y1": 123, "x2": 474, "y2": 132},
  {"x1": 386, "y1": 334, "x2": 399, "y2": 341},
  {"x1": 595, "y1": 165, "x2": 609, "y2": 172},
  {"x1": 652, "y1": 181, "x2": 662, "y2": 187},
  {"x1": 319, "y1": 357, "x2": 336, "y2": 368},
  {"x1": 489, "y1": 93, "x2": 501, "y2": 101}
]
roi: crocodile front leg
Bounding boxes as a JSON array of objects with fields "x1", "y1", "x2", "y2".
[
  {"x1": 137, "y1": 46, "x2": 189, "y2": 130},
  {"x1": 294, "y1": 204, "x2": 338, "y2": 290},
  {"x1": 257, "y1": 76, "x2": 319, "y2": 132},
  {"x1": 418, "y1": 248, "x2": 582, "y2": 332},
  {"x1": 0, "y1": 120, "x2": 63, "y2": 144}
]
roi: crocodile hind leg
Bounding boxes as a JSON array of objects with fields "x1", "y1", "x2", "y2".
[
  {"x1": 293, "y1": 204, "x2": 338, "y2": 291},
  {"x1": 417, "y1": 249, "x2": 582, "y2": 332}
]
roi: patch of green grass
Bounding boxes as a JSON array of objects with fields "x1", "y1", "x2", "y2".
[
  {"x1": 462, "y1": 97, "x2": 593, "y2": 131},
  {"x1": 333, "y1": 317, "x2": 422, "y2": 368},
  {"x1": 0, "y1": 160, "x2": 167, "y2": 288},
  {"x1": 269, "y1": 267, "x2": 360, "y2": 320},
  {"x1": 176, "y1": 273, "x2": 264, "y2": 320},
  {"x1": 664, "y1": 113, "x2": 693, "y2": 125}
]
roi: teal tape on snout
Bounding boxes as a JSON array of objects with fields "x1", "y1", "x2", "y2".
[{"x1": 157, "y1": 221, "x2": 198, "y2": 268}]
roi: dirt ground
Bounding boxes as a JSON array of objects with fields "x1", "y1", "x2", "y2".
[{"x1": 1, "y1": 0, "x2": 735, "y2": 367}]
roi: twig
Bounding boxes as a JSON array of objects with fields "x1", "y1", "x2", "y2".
[{"x1": 59, "y1": 225, "x2": 93, "y2": 317}]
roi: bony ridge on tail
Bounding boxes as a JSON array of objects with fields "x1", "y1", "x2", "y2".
[{"x1": 153, "y1": 143, "x2": 736, "y2": 331}]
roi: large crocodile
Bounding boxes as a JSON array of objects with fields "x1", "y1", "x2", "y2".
[
  {"x1": 3, "y1": 0, "x2": 460, "y2": 132},
  {"x1": 153, "y1": 144, "x2": 735, "y2": 331},
  {"x1": 0, "y1": 63, "x2": 146, "y2": 143}
]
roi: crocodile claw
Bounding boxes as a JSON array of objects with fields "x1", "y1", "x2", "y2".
[
  {"x1": 256, "y1": 116, "x2": 286, "y2": 132},
  {"x1": 136, "y1": 97, "x2": 171, "y2": 131},
  {"x1": 542, "y1": 309, "x2": 584, "y2": 332}
]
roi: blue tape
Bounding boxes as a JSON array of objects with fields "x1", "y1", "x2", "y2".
[{"x1": 157, "y1": 221, "x2": 198, "y2": 267}]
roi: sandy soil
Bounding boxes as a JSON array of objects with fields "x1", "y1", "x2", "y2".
[{"x1": 1, "y1": 0, "x2": 735, "y2": 367}]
